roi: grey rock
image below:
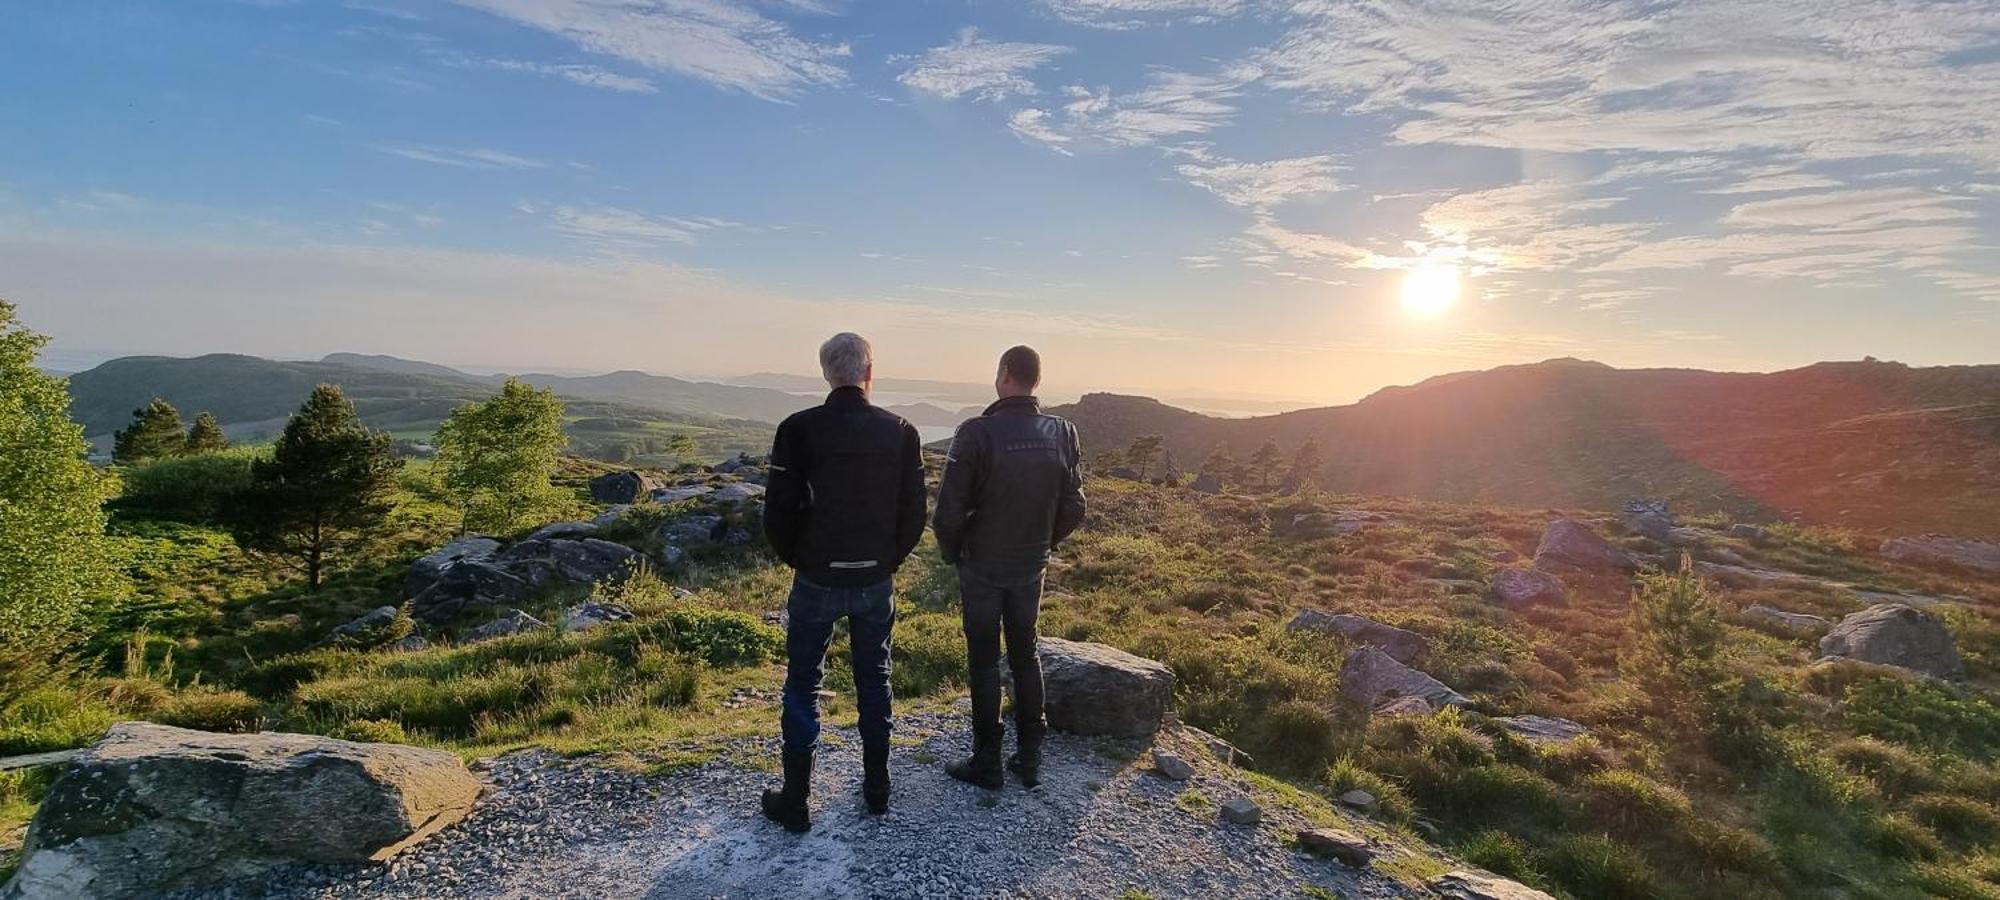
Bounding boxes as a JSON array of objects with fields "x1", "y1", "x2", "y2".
[
  {"x1": 1533, "y1": 519, "x2": 1632, "y2": 573},
  {"x1": 1287, "y1": 610, "x2": 1426, "y2": 664},
  {"x1": 1742, "y1": 604, "x2": 1833, "y2": 634},
  {"x1": 1340, "y1": 645, "x2": 1467, "y2": 712},
  {"x1": 1494, "y1": 715, "x2": 1590, "y2": 744},
  {"x1": 1219, "y1": 795, "x2": 1261, "y2": 826},
  {"x1": 386, "y1": 634, "x2": 429, "y2": 652},
  {"x1": 656, "y1": 544, "x2": 688, "y2": 569},
  {"x1": 1881, "y1": 535, "x2": 2000, "y2": 574},
  {"x1": 650, "y1": 485, "x2": 715, "y2": 505},
  {"x1": 405, "y1": 536, "x2": 501, "y2": 598},
  {"x1": 1280, "y1": 509, "x2": 1392, "y2": 540},
  {"x1": 1727, "y1": 523, "x2": 1769, "y2": 544},
  {"x1": 6, "y1": 722, "x2": 479, "y2": 900},
  {"x1": 1485, "y1": 568, "x2": 1566, "y2": 609},
  {"x1": 1037, "y1": 638, "x2": 1176, "y2": 737},
  {"x1": 544, "y1": 538, "x2": 640, "y2": 584},
  {"x1": 1150, "y1": 749, "x2": 1194, "y2": 781},
  {"x1": 709, "y1": 482, "x2": 765, "y2": 503},
  {"x1": 1336, "y1": 789, "x2": 1376, "y2": 810},
  {"x1": 1620, "y1": 499, "x2": 1674, "y2": 541},
  {"x1": 1374, "y1": 695, "x2": 1437, "y2": 717},
  {"x1": 1818, "y1": 603, "x2": 1963, "y2": 679},
  {"x1": 588, "y1": 505, "x2": 633, "y2": 528},
  {"x1": 588, "y1": 470, "x2": 659, "y2": 505},
  {"x1": 661, "y1": 515, "x2": 727, "y2": 548},
  {"x1": 1295, "y1": 828, "x2": 1372, "y2": 867},
  {"x1": 330, "y1": 606, "x2": 402, "y2": 643},
  {"x1": 524, "y1": 521, "x2": 596, "y2": 542},
  {"x1": 1694, "y1": 561, "x2": 1818, "y2": 590},
  {"x1": 563, "y1": 601, "x2": 634, "y2": 632},
  {"x1": 1429, "y1": 870, "x2": 1559, "y2": 900},
  {"x1": 1665, "y1": 526, "x2": 1708, "y2": 547},
  {"x1": 409, "y1": 558, "x2": 541, "y2": 624},
  {"x1": 465, "y1": 609, "x2": 544, "y2": 643}
]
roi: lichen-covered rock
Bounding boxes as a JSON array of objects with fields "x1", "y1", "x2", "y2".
[
  {"x1": 1036, "y1": 638, "x2": 1175, "y2": 737},
  {"x1": 4, "y1": 722, "x2": 480, "y2": 900},
  {"x1": 588, "y1": 470, "x2": 658, "y2": 504},
  {"x1": 1485, "y1": 568, "x2": 1566, "y2": 609},
  {"x1": 1429, "y1": 870, "x2": 1558, "y2": 900},
  {"x1": 465, "y1": 609, "x2": 544, "y2": 643},
  {"x1": 1818, "y1": 603, "x2": 1963, "y2": 679},
  {"x1": 1339, "y1": 646, "x2": 1467, "y2": 712},
  {"x1": 1296, "y1": 828, "x2": 1373, "y2": 867},
  {"x1": 1494, "y1": 715, "x2": 1590, "y2": 744},
  {"x1": 1288, "y1": 609, "x2": 1426, "y2": 664},
  {"x1": 1881, "y1": 535, "x2": 2000, "y2": 574},
  {"x1": 1533, "y1": 519, "x2": 1632, "y2": 573}
]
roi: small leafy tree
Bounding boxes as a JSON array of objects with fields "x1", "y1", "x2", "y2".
[
  {"x1": 433, "y1": 378, "x2": 568, "y2": 534},
  {"x1": 1291, "y1": 438, "x2": 1324, "y2": 491},
  {"x1": 234, "y1": 385, "x2": 402, "y2": 591},
  {"x1": 667, "y1": 433, "x2": 698, "y2": 461},
  {"x1": 1199, "y1": 444, "x2": 1239, "y2": 485},
  {"x1": 1625, "y1": 554, "x2": 1724, "y2": 699},
  {"x1": 113, "y1": 397, "x2": 186, "y2": 464},
  {"x1": 1126, "y1": 434, "x2": 1165, "y2": 480},
  {"x1": 183, "y1": 411, "x2": 229, "y2": 453},
  {"x1": 0, "y1": 301, "x2": 127, "y2": 643},
  {"x1": 1247, "y1": 439, "x2": 1284, "y2": 491}
]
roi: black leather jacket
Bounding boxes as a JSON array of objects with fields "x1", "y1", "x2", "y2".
[
  {"x1": 764, "y1": 387, "x2": 927, "y2": 587},
  {"x1": 932, "y1": 395, "x2": 1086, "y2": 577}
]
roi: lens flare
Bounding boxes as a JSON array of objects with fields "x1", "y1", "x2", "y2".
[{"x1": 1400, "y1": 265, "x2": 1461, "y2": 318}]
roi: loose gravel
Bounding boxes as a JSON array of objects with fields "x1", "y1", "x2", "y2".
[{"x1": 186, "y1": 712, "x2": 1419, "y2": 900}]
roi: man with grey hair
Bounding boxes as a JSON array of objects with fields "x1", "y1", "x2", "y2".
[{"x1": 759, "y1": 332, "x2": 926, "y2": 832}]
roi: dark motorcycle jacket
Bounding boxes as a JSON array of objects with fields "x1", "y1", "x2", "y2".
[
  {"x1": 932, "y1": 395, "x2": 1086, "y2": 577},
  {"x1": 763, "y1": 386, "x2": 927, "y2": 588}
]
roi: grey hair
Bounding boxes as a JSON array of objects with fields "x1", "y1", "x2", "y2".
[{"x1": 819, "y1": 332, "x2": 872, "y2": 388}]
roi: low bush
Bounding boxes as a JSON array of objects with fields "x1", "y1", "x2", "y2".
[
  {"x1": 886, "y1": 612, "x2": 966, "y2": 699},
  {"x1": 1866, "y1": 812, "x2": 1945, "y2": 862},
  {"x1": 1829, "y1": 736, "x2": 1944, "y2": 798},
  {"x1": 1843, "y1": 677, "x2": 2000, "y2": 759},
  {"x1": 1579, "y1": 770, "x2": 1693, "y2": 837},
  {"x1": 154, "y1": 689, "x2": 265, "y2": 732},
  {"x1": 1542, "y1": 834, "x2": 1659, "y2": 899},
  {"x1": 1905, "y1": 794, "x2": 2000, "y2": 849},
  {"x1": 1246, "y1": 699, "x2": 1339, "y2": 776},
  {"x1": 1460, "y1": 829, "x2": 1540, "y2": 882},
  {"x1": 641, "y1": 609, "x2": 782, "y2": 667},
  {"x1": 111, "y1": 448, "x2": 259, "y2": 523}
]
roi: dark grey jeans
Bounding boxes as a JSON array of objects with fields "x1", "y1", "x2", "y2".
[{"x1": 958, "y1": 565, "x2": 1046, "y2": 746}]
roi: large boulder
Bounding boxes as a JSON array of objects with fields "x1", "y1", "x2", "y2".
[
  {"x1": 1036, "y1": 638, "x2": 1175, "y2": 737},
  {"x1": 1485, "y1": 568, "x2": 1566, "y2": 609},
  {"x1": 1288, "y1": 610, "x2": 1426, "y2": 664},
  {"x1": 4, "y1": 722, "x2": 480, "y2": 900},
  {"x1": 409, "y1": 558, "x2": 543, "y2": 623},
  {"x1": 588, "y1": 470, "x2": 658, "y2": 504},
  {"x1": 1533, "y1": 519, "x2": 1632, "y2": 573},
  {"x1": 662, "y1": 515, "x2": 728, "y2": 548},
  {"x1": 1340, "y1": 646, "x2": 1467, "y2": 712},
  {"x1": 404, "y1": 536, "x2": 501, "y2": 599},
  {"x1": 1881, "y1": 535, "x2": 2000, "y2": 574},
  {"x1": 1818, "y1": 604, "x2": 1964, "y2": 679},
  {"x1": 534, "y1": 538, "x2": 640, "y2": 584},
  {"x1": 1620, "y1": 499, "x2": 1674, "y2": 541},
  {"x1": 1429, "y1": 870, "x2": 1558, "y2": 900}
]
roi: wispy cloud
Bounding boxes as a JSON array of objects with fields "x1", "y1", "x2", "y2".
[
  {"x1": 896, "y1": 28, "x2": 1069, "y2": 102},
  {"x1": 373, "y1": 143, "x2": 546, "y2": 170},
  {"x1": 545, "y1": 204, "x2": 744, "y2": 249},
  {"x1": 474, "y1": 59, "x2": 657, "y2": 93},
  {"x1": 1172, "y1": 148, "x2": 1345, "y2": 209},
  {"x1": 1012, "y1": 65, "x2": 1260, "y2": 150},
  {"x1": 1040, "y1": 0, "x2": 1251, "y2": 29},
  {"x1": 450, "y1": 0, "x2": 847, "y2": 100}
]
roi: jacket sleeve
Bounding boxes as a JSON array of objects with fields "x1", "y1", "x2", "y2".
[
  {"x1": 1052, "y1": 420, "x2": 1086, "y2": 546},
  {"x1": 762, "y1": 416, "x2": 808, "y2": 567},
  {"x1": 931, "y1": 420, "x2": 983, "y2": 565},
  {"x1": 894, "y1": 421, "x2": 926, "y2": 566}
]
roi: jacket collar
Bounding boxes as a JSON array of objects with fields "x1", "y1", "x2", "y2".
[
  {"x1": 983, "y1": 394, "x2": 1041, "y2": 416},
  {"x1": 825, "y1": 385, "x2": 870, "y2": 408}
]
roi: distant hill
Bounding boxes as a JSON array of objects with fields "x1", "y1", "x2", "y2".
[
  {"x1": 1055, "y1": 357, "x2": 2000, "y2": 539},
  {"x1": 319, "y1": 353, "x2": 472, "y2": 379}
]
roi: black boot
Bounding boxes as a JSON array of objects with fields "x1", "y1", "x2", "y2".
[
  {"x1": 1008, "y1": 735, "x2": 1043, "y2": 788},
  {"x1": 760, "y1": 748, "x2": 812, "y2": 833},
  {"x1": 862, "y1": 740, "x2": 891, "y2": 815},
  {"x1": 947, "y1": 732, "x2": 1004, "y2": 791}
]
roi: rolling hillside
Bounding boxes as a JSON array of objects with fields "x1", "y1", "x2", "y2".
[{"x1": 1057, "y1": 357, "x2": 2000, "y2": 539}]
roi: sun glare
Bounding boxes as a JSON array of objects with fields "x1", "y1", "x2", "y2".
[{"x1": 1400, "y1": 265, "x2": 1462, "y2": 318}]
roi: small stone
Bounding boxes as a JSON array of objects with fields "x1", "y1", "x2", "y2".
[
  {"x1": 1151, "y1": 749, "x2": 1194, "y2": 781},
  {"x1": 1296, "y1": 828, "x2": 1374, "y2": 867},
  {"x1": 1219, "y1": 795, "x2": 1261, "y2": 825},
  {"x1": 1336, "y1": 789, "x2": 1377, "y2": 810}
]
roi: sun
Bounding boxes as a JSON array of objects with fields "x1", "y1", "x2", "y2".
[{"x1": 1399, "y1": 264, "x2": 1462, "y2": 318}]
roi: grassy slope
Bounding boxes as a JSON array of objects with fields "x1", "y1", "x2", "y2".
[{"x1": 7, "y1": 469, "x2": 2000, "y2": 898}]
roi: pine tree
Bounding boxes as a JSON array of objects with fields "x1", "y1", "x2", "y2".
[
  {"x1": 0, "y1": 301, "x2": 127, "y2": 643},
  {"x1": 1247, "y1": 439, "x2": 1284, "y2": 491},
  {"x1": 1126, "y1": 434, "x2": 1165, "y2": 481},
  {"x1": 1200, "y1": 444, "x2": 1239, "y2": 485},
  {"x1": 183, "y1": 411, "x2": 229, "y2": 454},
  {"x1": 234, "y1": 385, "x2": 402, "y2": 592},
  {"x1": 433, "y1": 378, "x2": 569, "y2": 534},
  {"x1": 1290, "y1": 438, "x2": 1324, "y2": 491},
  {"x1": 112, "y1": 397, "x2": 186, "y2": 464}
]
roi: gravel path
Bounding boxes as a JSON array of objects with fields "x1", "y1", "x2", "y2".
[{"x1": 195, "y1": 711, "x2": 1420, "y2": 900}]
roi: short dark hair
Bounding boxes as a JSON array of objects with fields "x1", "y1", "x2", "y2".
[{"x1": 999, "y1": 345, "x2": 1041, "y2": 389}]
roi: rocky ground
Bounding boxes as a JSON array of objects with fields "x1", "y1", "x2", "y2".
[{"x1": 186, "y1": 709, "x2": 1420, "y2": 900}]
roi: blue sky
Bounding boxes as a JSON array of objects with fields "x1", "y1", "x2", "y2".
[{"x1": 4, "y1": 0, "x2": 1997, "y2": 404}]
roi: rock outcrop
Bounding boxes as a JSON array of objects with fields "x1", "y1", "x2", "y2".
[
  {"x1": 1279, "y1": 509, "x2": 1394, "y2": 540},
  {"x1": 1288, "y1": 610, "x2": 1426, "y2": 664},
  {"x1": 1036, "y1": 638, "x2": 1175, "y2": 737},
  {"x1": 5, "y1": 722, "x2": 480, "y2": 900},
  {"x1": 407, "y1": 535, "x2": 639, "y2": 623},
  {"x1": 588, "y1": 470, "x2": 658, "y2": 504},
  {"x1": 1881, "y1": 535, "x2": 2000, "y2": 574},
  {"x1": 1428, "y1": 870, "x2": 1558, "y2": 900},
  {"x1": 1818, "y1": 603, "x2": 1963, "y2": 679},
  {"x1": 1494, "y1": 715, "x2": 1590, "y2": 744},
  {"x1": 465, "y1": 609, "x2": 544, "y2": 643},
  {"x1": 1533, "y1": 519, "x2": 1632, "y2": 573},
  {"x1": 1339, "y1": 646, "x2": 1467, "y2": 712},
  {"x1": 1620, "y1": 499, "x2": 1674, "y2": 541},
  {"x1": 1742, "y1": 604, "x2": 1833, "y2": 634},
  {"x1": 1485, "y1": 568, "x2": 1566, "y2": 609}
]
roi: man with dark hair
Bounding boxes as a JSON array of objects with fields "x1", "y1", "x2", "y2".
[
  {"x1": 933, "y1": 344, "x2": 1086, "y2": 790},
  {"x1": 760, "y1": 333, "x2": 927, "y2": 832}
]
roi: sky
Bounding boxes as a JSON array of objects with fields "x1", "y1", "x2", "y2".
[{"x1": 4, "y1": 0, "x2": 1998, "y2": 405}]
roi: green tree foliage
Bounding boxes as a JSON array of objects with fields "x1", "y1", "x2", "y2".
[
  {"x1": 112, "y1": 397, "x2": 186, "y2": 464},
  {"x1": 667, "y1": 433, "x2": 698, "y2": 460},
  {"x1": 1126, "y1": 434, "x2": 1165, "y2": 480},
  {"x1": 183, "y1": 411, "x2": 229, "y2": 454},
  {"x1": 1247, "y1": 439, "x2": 1284, "y2": 491},
  {"x1": 1199, "y1": 444, "x2": 1239, "y2": 485},
  {"x1": 234, "y1": 385, "x2": 402, "y2": 591},
  {"x1": 0, "y1": 301, "x2": 127, "y2": 643},
  {"x1": 433, "y1": 378, "x2": 568, "y2": 534},
  {"x1": 115, "y1": 448, "x2": 259, "y2": 524},
  {"x1": 1290, "y1": 438, "x2": 1324, "y2": 489},
  {"x1": 1625, "y1": 554, "x2": 1726, "y2": 722}
]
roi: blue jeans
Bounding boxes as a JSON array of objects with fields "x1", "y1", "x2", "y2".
[{"x1": 781, "y1": 574, "x2": 895, "y2": 754}]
